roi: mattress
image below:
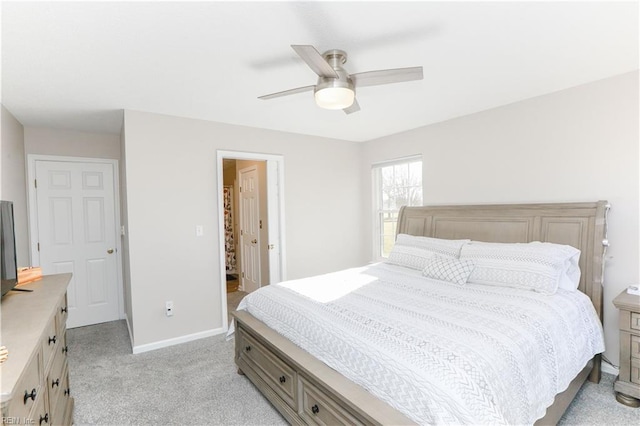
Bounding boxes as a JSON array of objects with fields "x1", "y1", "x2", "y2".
[{"x1": 234, "y1": 262, "x2": 605, "y2": 425}]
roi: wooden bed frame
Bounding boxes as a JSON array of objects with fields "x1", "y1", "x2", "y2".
[{"x1": 233, "y1": 201, "x2": 610, "y2": 425}]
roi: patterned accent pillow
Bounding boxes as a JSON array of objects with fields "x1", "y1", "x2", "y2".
[
  {"x1": 386, "y1": 234, "x2": 470, "y2": 270},
  {"x1": 422, "y1": 255, "x2": 475, "y2": 285},
  {"x1": 460, "y1": 241, "x2": 581, "y2": 295}
]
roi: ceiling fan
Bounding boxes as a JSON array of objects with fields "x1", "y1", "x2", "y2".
[{"x1": 258, "y1": 45, "x2": 423, "y2": 114}]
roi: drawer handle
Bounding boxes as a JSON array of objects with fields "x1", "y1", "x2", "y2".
[
  {"x1": 52, "y1": 378, "x2": 60, "y2": 388},
  {"x1": 245, "y1": 345, "x2": 251, "y2": 352},
  {"x1": 24, "y1": 388, "x2": 37, "y2": 404},
  {"x1": 64, "y1": 388, "x2": 71, "y2": 396},
  {"x1": 311, "y1": 404, "x2": 320, "y2": 415},
  {"x1": 279, "y1": 376, "x2": 286, "y2": 384},
  {"x1": 48, "y1": 335, "x2": 57, "y2": 345},
  {"x1": 39, "y1": 413, "x2": 49, "y2": 425},
  {"x1": 61, "y1": 306, "x2": 68, "y2": 314},
  {"x1": 62, "y1": 345, "x2": 69, "y2": 354}
]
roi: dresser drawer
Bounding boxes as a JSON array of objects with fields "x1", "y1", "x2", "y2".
[
  {"x1": 41, "y1": 317, "x2": 59, "y2": 371},
  {"x1": 632, "y1": 335, "x2": 640, "y2": 360},
  {"x1": 47, "y1": 334, "x2": 67, "y2": 419},
  {"x1": 60, "y1": 365, "x2": 72, "y2": 413},
  {"x1": 631, "y1": 358, "x2": 640, "y2": 385},
  {"x1": 49, "y1": 364, "x2": 70, "y2": 426},
  {"x1": 632, "y1": 312, "x2": 640, "y2": 331},
  {"x1": 238, "y1": 329, "x2": 296, "y2": 409},
  {"x1": 299, "y1": 377, "x2": 363, "y2": 426},
  {"x1": 56, "y1": 294, "x2": 69, "y2": 335},
  {"x1": 28, "y1": 385, "x2": 49, "y2": 426},
  {"x1": 5, "y1": 351, "x2": 42, "y2": 420}
]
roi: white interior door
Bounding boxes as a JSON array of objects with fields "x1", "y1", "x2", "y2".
[
  {"x1": 239, "y1": 166, "x2": 261, "y2": 293},
  {"x1": 34, "y1": 159, "x2": 120, "y2": 328}
]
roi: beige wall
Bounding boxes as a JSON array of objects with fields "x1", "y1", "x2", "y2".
[
  {"x1": 361, "y1": 71, "x2": 639, "y2": 368},
  {"x1": 122, "y1": 110, "x2": 365, "y2": 349},
  {"x1": 24, "y1": 127, "x2": 121, "y2": 159},
  {"x1": 1, "y1": 106, "x2": 29, "y2": 266}
]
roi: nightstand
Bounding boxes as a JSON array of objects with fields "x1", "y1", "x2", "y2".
[{"x1": 613, "y1": 289, "x2": 640, "y2": 407}]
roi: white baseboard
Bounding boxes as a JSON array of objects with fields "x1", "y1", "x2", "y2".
[
  {"x1": 132, "y1": 327, "x2": 226, "y2": 354},
  {"x1": 601, "y1": 360, "x2": 619, "y2": 376},
  {"x1": 124, "y1": 314, "x2": 134, "y2": 352}
]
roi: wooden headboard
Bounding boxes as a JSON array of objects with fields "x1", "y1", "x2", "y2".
[{"x1": 397, "y1": 201, "x2": 610, "y2": 322}]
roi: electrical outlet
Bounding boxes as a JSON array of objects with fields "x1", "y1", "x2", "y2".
[{"x1": 165, "y1": 301, "x2": 174, "y2": 317}]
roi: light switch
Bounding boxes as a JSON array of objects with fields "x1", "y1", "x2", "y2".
[{"x1": 196, "y1": 225, "x2": 204, "y2": 237}]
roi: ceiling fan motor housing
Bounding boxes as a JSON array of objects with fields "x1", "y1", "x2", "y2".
[{"x1": 314, "y1": 50, "x2": 355, "y2": 109}]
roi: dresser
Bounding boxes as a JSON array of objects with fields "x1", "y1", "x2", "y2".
[
  {"x1": 613, "y1": 289, "x2": 640, "y2": 407},
  {"x1": 1, "y1": 274, "x2": 74, "y2": 425}
]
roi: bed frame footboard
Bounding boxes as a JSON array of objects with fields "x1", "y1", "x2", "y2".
[{"x1": 233, "y1": 310, "x2": 415, "y2": 425}]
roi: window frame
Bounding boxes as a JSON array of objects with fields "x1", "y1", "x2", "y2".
[{"x1": 371, "y1": 155, "x2": 423, "y2": 261}]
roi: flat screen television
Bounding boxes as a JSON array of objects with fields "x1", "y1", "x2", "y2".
[{"x1": 1, "y1": 200, "x2": 18, "y2": 297}]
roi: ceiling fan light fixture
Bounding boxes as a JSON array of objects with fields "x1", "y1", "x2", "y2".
[
  {"x1": 314, "y1": 76, "x2": 355, "y2": 110},
  {"x1": 315, "y1": 87, "x2": 355, "y2": 109}
]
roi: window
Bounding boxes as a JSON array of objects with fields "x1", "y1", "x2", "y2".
[{"x1": 372, "y1": 156, "x2": 423, "y2": 259}]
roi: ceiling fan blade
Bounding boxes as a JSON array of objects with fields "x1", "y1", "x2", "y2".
[
  {"x1": 343, "y1": 99, "x2": 360, "y2": 115},
  {"x1": 351, "y1": 66, "x2": 423, "y2": 88},
  {"x1": 258, "y1": 85, "x2": 315, "y2": 100},
  {"x1": 291, "y1": 45, "x2": 338, "y2": 79}
]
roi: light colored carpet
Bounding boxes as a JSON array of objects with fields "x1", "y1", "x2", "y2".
[
  {"x1": 67, "y1": 320, "x2": 639, "y2": 425},
  {"x1": 227, "y1": 290, "x2": 247, "y2": 323},
  {"x1": 558, "y1": 371, "x2": 638, "y2": 425},
  {"x1": 67, "y1": 320, "x2": 286, "y2": 425}
]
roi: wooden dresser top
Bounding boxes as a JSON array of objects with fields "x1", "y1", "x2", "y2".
[{"x1": 613, "y1": 289, "x2": 640, "y2": 313}]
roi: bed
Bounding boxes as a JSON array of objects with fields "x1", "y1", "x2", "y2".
[{"x1": 231, "y1": 201, "x2": 609, "y2": 425}]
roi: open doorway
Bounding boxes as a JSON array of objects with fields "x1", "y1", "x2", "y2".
[
  {"x1": 222, "y1": 159, "x2": 240, "y2": 294},
  {"x1": 217, "y1": 151, "x2": 285, "y2": 329},
  {"x1": 222, "y1": 159, "x2": 268, "y2": 319}
]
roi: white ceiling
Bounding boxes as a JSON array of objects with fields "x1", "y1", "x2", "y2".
[{"x1": 1, "y1": 1, "x2": 638, "y2": 142}]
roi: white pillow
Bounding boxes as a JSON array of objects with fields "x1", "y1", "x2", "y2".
[
  {"x1": 460, "y1": 241, "x2": 581, "y2": 295},
  {"x1": 558, "y1": 248, "x2": 581, "y2": 291},
  {"x1": 386, "y1": 234, "x2": 470, "y2": 270},
  {"x1": 422, "y1": 255, "x2": 475, "y2": 285}
]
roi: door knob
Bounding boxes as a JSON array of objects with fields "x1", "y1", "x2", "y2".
[
  {"x1": 107, "y1": 249, "x2": 114, "y2": 254},
  {"x1": 251, "y1": 239, "x2": 257, "y2": 244}
]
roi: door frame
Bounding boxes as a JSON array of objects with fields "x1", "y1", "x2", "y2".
[
  {"x1": 216, "y1": 150, "x2": 286, "y2": 330},
  {"x1": 26, "y1": 154, "x2": 126, "y2": 321}
]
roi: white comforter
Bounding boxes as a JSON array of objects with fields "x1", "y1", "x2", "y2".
[{"x1": 235, "y1": 262, "x2": 604, "y2": 425}]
